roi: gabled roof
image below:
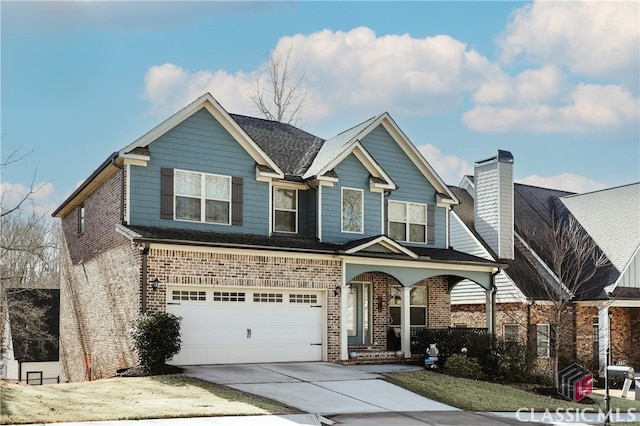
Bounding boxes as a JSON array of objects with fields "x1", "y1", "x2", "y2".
[
  {"x1": 451, "y1": 181, "x2": 623, "y2": 301},
  {"x1": 449, "y1": 185, "x2": 554, "y2": 300},
  {"x1": 343, "y1": 235, "x2": 418, "y2": 258},
  {"x1": 119, "y1": 93, "x2": 283, "y2": 176},
  {"x1": 561, "y1": 183, "x2": 640, "y2": 273},
  {"x1": 305, "y1": 113, "x2": 457, "y2": 203},
  {"x1": 6, "y1": 289, "x2": 60, "y2": 362}
]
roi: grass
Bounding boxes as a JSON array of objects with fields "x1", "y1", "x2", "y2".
[
  {"x1": 385, "y1": 370, "x2": 640, "y2": 413},
  {"x1": 0, "y1": 375, "x2": 300, "y2": 425}
]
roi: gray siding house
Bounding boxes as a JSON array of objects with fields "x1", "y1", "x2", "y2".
[{"x1": 53, "y1": 93, "x2": 500, "y2": 381}]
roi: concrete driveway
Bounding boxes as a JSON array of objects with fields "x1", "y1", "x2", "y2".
[{"x1": 183, "y1": 362, "x2": 457, "y2": 416}]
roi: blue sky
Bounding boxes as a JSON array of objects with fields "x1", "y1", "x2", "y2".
[{"x1": 2, "y1": 1, "x2": 639, "y2": 215}]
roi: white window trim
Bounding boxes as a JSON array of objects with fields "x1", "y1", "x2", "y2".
[
  {"x1": 388, "y1": 200, "x2": 428, "y2": 243},
  {"x1": 503, "y1": 324, "x2": 518, "y2": 342},
  {"x1": 341, "y1": 187, "x2": 364, "y2": 234},
  {"x1": 389, "y1": 285, "x2": 428, "y2": 327},
  {"x1": 536, "y1": 323, "x2": 550, "y2": 358},
  {"x1": 273, "y1": 187, "x2": 298, "y2": 234},
  {"x1": 173, "y1": 169, "x2": 232, "y2": 225}
]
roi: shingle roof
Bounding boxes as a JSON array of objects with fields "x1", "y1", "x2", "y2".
[
  {"x1": 230, "y1": 114, "x2": 325, "y2": 177},
  {"x1": 449, "y1": 182, "x2": 624, "y2": 301},
  {"x1": 124, "y1": 225, "x2": 498, "y2": 267},
  {"x1": 561, "y1": 183, "x2": 640, "y2": 273},
  {"x1": 449, "y1": 185, "x2": 554, "y2": 300},
  {"x1": 304, "y1": 115, "x2": 380, "y2": 178},
  {"x1": 7, "y1": 289, "x2": 60, "y2": 362}
]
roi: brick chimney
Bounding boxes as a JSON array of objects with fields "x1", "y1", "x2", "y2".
[{"x1": 474, "y1": 150, "x2": 514, "y2": 260}]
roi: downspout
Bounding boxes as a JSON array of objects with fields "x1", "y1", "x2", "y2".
[
  {"x1": 111, "y1": 156, "x2": 126, "y2": 225},
  {"x1": 140, "y1": 243, "x2": 150, "y2": 313},
  {"x1": 489, "y1": 269, "x2": 499, "y2": 335},
  {"x1": 18, "y1": 360, "x2": 22, "y2": 383}
]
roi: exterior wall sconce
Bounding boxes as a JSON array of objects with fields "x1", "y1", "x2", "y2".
[
  {"x1": 150, "y1": 278, "x2": 160, "y2": 290},
  {"x1": 334, "y1": 286, "x2": 341, "y2": 297}
]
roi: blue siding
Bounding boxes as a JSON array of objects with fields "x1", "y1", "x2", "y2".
[
  {"x1": 129, "y1": 108, "x2": 269, "y2": 234},
  {"x1": 360, "y1": 126, "x2": 446, "y2": 248},
  {"x1": 322, "y1": 154, "x2": 383, "y2": 243}
]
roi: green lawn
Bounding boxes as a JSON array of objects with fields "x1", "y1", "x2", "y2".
[
  {"x1": 385, "y1": 370, "x2": 640, "y2": 413},
  {"x1": 1, "y1": 375, "x2": 300, "y2": 425}
]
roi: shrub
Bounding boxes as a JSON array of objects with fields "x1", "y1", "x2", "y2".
[
  {"x1": 444, "y1": 353, "x2": 484, "y2": 380},
  {"x1": 130, "y1": 312, "x2": 182, "y2": 374},
  {"x1": 494, "y1": 339, "x2": 538, "y2": 382}
]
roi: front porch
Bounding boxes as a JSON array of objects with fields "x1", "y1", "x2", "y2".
[{"x1": 338, "y1": 257, "x2": 500, "y2": 363}]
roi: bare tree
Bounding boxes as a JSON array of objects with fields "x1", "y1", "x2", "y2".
[
  {"x1": 248, "y1": 45, "x2": 306, "y2": 125},
  {"x1": 0, "y1": 149, "x2": 59, "y2": 362},
  {"x1": 518, "y1": 214, "x2": 609, "y2": 387}
]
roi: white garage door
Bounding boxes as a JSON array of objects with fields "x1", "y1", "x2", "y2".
[{"x1": 166, "y1": 287, "x2": 324, "y2": 365}]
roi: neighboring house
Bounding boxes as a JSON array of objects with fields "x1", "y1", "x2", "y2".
[
  {"x1": 52, "y1": 93, "x2": 500, "y2": 382},
  {"x1": 1, "y1": 289, "x2": 60, "y2": 384},
  {"x1": 449, "y1": 151, "x2": 639, "y2": 373}
]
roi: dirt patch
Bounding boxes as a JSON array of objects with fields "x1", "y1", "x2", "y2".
[{"x1": 116, "y1": 364, "x2": 184, "y2": 377}]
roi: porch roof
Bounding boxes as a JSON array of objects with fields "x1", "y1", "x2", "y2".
[{"x1": 119, "y1": 225, "x2": 500, "y2": 276}]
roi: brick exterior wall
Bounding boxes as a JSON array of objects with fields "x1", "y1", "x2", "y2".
[
  {"x1": 609, "y1": 306, "x2": 640, "y2": 369},
  {"x1": 145, "y1": 248, "x2": 343, "y2": 362},
  {"x1": 59, "y1": 170, "x2": 141, "y2": 382},
  {"x1": 451, "y1": 301, "x2": 640, "y2": 374}
]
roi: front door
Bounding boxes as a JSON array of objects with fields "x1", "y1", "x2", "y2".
[{"x1": 347, "y1": 282, "x2": 371, "y2": 345}]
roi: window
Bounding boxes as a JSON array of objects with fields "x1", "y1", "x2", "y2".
[
  {"x1": 536, "y1": 324, "x2": 550, "y2": 357},
  {"x1": 290, "y1": 294, "x2": 318, "y2": 304},
  {"x1": 342, "y1": 188, "x2": 363, "y2": 233},
  {"x1": 253, "y1": 293, "x2": 283, "y2": 303},
  {"x1": 388, "y1": 201, "x2": 427, "y2": 243},
  {"x1": 213, "y1": 291, "x2": 245, "y2": 302},
  {"x1": 172, "y1": 290, "x2": 206, "y2": 301},
  {"x1": 274, "y1": 187, "x2": 297, "y2": 233},
  {"x1": 174, "y1": 170, "x2": 231, "y2": 224},
  {"x1": 389, "y1": 285, "x2": 427, "y2": 326},
  {"x1": 78, "y1": 204, "x2": 85, "y2": 234},
  {"x1": 504, "y1": 324, "x2": 519, "y2": 342}
]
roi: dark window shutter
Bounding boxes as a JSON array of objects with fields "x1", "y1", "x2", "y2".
[
  {"x1": 231, "y1": 176, "x2": 243, "y2": 226},
  {"x1": 427, "y1": 204, "x2": 435, "y2": 244},
  {"x1": 160, "y1": 168, "x2": 174, "y2": 220},
  {"x1": 528, "y1": 323, "x2": 538, "y2": 356}
]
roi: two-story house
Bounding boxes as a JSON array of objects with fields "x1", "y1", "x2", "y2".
[
  {"x1": 53, "y1": 93, "x2": 500, "y2": 382},
  {"x1": 448, "y1": 151, "x2": 639, "y2": 374}
]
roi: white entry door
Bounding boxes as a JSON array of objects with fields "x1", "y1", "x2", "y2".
[{"x1": 166, "y1": 287, "x2": 324, "y2": 365}]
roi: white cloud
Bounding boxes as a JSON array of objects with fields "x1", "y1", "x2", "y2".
[
  {"x1": 464, "y1": 83, "x2": 639, "y2": 133},
  {"x1": 143, "y1": 27, "x2": 495, "y2": 122},
  {"x1": 499, "y1": 1, "x2": 640, "y2": 79},
  {"x1": 517, "y1": 173, "x2": 607, "y2": 194},
  {"x1": 143, "y1": 63, "x2": 254, "y2": 118},
  {"x1": 0, "y1": 181, "x2": 61, "y2": 217},
  {"x1": 417, "y1": 144, "x2": 473, "y2": 185},
  {"x1": 473, "y1": 65, "x2": 565, "y2": 106}
]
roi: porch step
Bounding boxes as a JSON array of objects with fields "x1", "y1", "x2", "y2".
[{"x1": 341, "y1": 348, "x2": 413, "y2": 365}]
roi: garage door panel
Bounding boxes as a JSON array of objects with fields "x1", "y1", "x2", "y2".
[{"x1": 167, "y1": 287, "x2": 324, "y2": 365}]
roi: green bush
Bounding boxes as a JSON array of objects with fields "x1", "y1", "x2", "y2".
[
  {"x1": 444, "y1": 353, "x2": 484, "y2": 380},
  {"x1": 130, "y1": 312, "x2": 182, "y2": 374},
  {"x1": 494, "y1": 339, "x2": 538, "y2": 382}
]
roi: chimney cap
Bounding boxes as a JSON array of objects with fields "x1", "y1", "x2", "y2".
[{"x1": 476, "y1": 149, "x2": 514, "y2": 165}]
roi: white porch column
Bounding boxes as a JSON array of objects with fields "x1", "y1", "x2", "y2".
[
  {"x1": 401, "y1": 286, "x2": 412, "y2": 357},
  {"x1": 598, "y1": 305, "x2": 610, "y2": 377},
  {"x1": 340, "y1": 285, "x2": 349, "y2": 361},
  {"x1": 485, "y1": 287, "x2": 496, "y2": 335}
]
